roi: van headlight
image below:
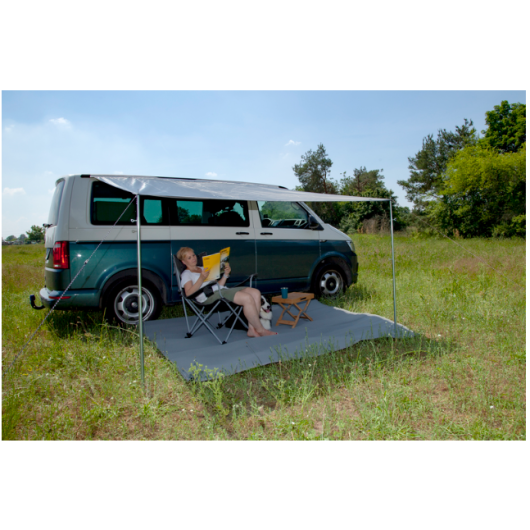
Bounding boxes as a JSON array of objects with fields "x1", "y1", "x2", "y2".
[{"x1": 346, "y1": 239, "x2": 355, "y2": 253}]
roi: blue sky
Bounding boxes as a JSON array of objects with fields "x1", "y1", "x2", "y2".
[{"x1": 1, "y1": 90, "x2": 526, "y2": 238}]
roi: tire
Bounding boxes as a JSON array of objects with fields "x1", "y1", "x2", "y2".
[
  {"x1": 312, "y1": 263, "x2": 346, "y2": 298},
  {"x1": 105, "y1": 279, "x2": 162, "y2": 325}
]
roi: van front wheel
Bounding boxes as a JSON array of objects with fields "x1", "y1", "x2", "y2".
[
  {"x1": 106, "y1": 280, "x2": 162, "y2": 325},
  {"x1": 312, "y1": 264, "x2": 345, "y2": 298}
]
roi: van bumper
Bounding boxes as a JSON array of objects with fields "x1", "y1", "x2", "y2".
[{"x1": 38, "y1": 287, "x2": 101, "y2": 310}]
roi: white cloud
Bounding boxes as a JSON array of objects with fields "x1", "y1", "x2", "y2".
[
  {"x1": 49, "y1": 117, "x2": 72, "y2": 129},
  {"x1": 3, "y1": 187, "x2": 26, "y2": 196},
  {"x1": 285, "y1": 140, "x2": 301, "y2": 146},
  {"x1": 5, "y1": 125, "x2": 14, "y2": 133},
  {"x1": 205, "y1": 172, "x2": 218, "y2": 177}
]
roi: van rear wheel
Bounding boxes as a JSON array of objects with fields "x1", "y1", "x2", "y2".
[{"x1": 105, "y1": 280, "x2": 162, "y2": 325}]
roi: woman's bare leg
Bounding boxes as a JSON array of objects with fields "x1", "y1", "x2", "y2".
[
  {"x1": 244, "y1": 288, "x2": 274, "y2": 336},
  {"x1": 234, "y1": 290, "x2": 277, "y2": 337},
  {"x1": 241, "y1": 287, "x2": 262, "y2": 314}
]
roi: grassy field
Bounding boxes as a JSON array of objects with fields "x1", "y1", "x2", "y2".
[{"x1": 1, "y1": 235, "x2": 525, "y2": 440}]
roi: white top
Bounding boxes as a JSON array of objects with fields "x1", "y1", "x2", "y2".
[{"x1": 181, "y1": 267, "x2": 226, "y2": 303}]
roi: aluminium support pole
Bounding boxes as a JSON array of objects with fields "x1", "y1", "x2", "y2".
[
  {"x1": 389, "y1": 200, "x2": 398, "y2": 338},
  {"x1": 136, "y1": 195, "x2": 145, "y2": 389}
]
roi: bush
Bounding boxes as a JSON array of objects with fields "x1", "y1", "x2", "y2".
[
  {"x1": 492, "y1": 214, "x2": 526, "y2": 238},
  {"x1": 338, "y1": 214, "x2": 358, "y2": 235}
]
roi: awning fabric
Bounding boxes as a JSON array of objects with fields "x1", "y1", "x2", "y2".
[{"x1": 92, "y1": 175, "x2": 388, "y2": 202}]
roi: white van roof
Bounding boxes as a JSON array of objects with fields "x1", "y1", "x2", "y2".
[{"x1": 87, "y1": 174, "x2": 388, "y2": 203}]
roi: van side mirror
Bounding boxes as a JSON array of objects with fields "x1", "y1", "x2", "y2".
[{"x1": 308, "y1": 215, "x2": 322, "y2": 230}]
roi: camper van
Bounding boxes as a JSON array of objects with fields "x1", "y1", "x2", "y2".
[{"x1": 34, "y1": 175, "x2": 358, "y2": 324}]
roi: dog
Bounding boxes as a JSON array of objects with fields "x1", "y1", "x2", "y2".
[
  {"x1": 223, "y1": 295, "x2": 273, "y2": 331},
  {"x1": 259, "y1": 296, "x2": 273, "y2": 330}
]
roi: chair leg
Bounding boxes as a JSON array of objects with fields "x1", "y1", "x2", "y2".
[
  {"x1": 182, "y1": 300, "x2": 192, "y2": 334},
  {"x1": 222, "y1": 305, "x2": 248, "y2": 343},
  {"x1": 186, "y1": 301, "x2": 226, "y2": 345},
  {"x1": 188, "y1": 302, "x2": 219, "y2": 335}
]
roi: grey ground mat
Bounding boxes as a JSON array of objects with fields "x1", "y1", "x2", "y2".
[{"x1": 143, "y1": 300, "x2": 415, "y2": 380}]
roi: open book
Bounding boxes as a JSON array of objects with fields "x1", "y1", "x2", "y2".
[{"x1": 202, "y1": 247, "x2": 230, "y2": 282}]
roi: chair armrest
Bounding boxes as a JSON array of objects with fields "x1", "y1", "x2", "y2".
[
  {"x1": 188, "y1": 285, "x2": 211, "y2": 298},
  {"x1": 231, "y1": 274, "x2": 258, "y2": 288}
]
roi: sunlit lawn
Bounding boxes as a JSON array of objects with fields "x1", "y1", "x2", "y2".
[{"x1": 2, "y1": 235, "x2": 525, "y2": 440}]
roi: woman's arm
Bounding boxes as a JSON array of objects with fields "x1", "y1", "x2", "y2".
[
  {"x1": 217, "y1": 263, "x2": 231, "y2": 287},
  {"x1": 183, "y1": 267, "x2": 210, "y2": 297}
]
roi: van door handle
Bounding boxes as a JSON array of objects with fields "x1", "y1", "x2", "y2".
[
  {"x1": 236, "y1": 232, "x2": 250, "y2": 235},
  {"x1": 260, "y1": 232, "x2": 273, "y2": 235}
]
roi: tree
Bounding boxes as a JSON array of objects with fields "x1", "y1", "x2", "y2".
[
  {"x1": 432, "y1": 143, "x2": 526, "y2": 237},
  {"x1": 293, "y1": 144, "x2": 338, "y2": 224},
  {"x1": 398, "y1": 119, "x2": 477, "y2": 210},
  {"x1": 6, "y1": 235, "x2": 16, "y2": 241},
  {"x1": 293, "y1": 143, "x2": 335, "y2": 194},
  {"x1": 26, "y1": 225, "x2": 45, "y2": 242},
  {"x1": 481, "y1": 101, "x2": 526, "y2": 154},
  {"x1": 337, "y1": 167, "x2": 409, "y2": 233},
  {"x1": 339, "y1": 167, "x2": 383, "y2": 196},
  {"x1": 400, "y1": 101, "x2": 526, "y2": 237}
]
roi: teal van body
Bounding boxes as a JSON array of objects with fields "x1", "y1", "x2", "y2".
[{"x1": 38, "y1": 175, "x2": 358, "y2": 324}]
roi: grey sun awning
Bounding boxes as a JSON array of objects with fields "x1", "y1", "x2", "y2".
[
  {"x1": 87, "y1": 174, "x2": 397, "y2": 389},
  {"x1": 92, "y1": 175, "x2": 389, "y2": 202}
]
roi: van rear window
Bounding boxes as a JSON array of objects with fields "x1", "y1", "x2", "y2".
[
  {"x1": 91, "y1": 181, "x2": 165, "y2": 225},
  {"x1": 48, "y1": 180, "x2": 65, "y2": 226}
]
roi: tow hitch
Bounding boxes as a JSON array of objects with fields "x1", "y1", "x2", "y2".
[{"x1": 29, "y1": 294, "x2": 45, "y2": 310}]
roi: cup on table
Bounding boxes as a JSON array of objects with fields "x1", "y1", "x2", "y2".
[{"x1": 281, "y1": 287, "x2": 288, "y2": 299}]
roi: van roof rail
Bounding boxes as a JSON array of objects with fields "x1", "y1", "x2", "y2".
[{"x1": 75, "y1": 174, "x2": 290, "y2": 190}]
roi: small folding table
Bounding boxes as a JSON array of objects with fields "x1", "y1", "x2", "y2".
[{"x1": 271, "y1": 292, "x2": 315, "y2": 329}]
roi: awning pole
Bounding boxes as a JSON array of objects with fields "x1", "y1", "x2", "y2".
[
  {"x1": 389, "y1": 200, "x2": 398, "y2": 338},
  {"x1": 136, "y1": 194, "x2": 145, "y2": 390}
]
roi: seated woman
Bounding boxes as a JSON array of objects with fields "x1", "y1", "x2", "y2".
[{"x1": 177, "y1": 247, "x2": 277, "y2": 338}]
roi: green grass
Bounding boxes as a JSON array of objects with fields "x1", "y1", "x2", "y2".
[{"x1": 2, "y1": 236, "x2": 525, "y2": 440}]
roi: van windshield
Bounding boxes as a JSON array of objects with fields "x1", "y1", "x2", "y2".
[{"x1": 47, "y1": 180, "x2": 65, "y2": 226}]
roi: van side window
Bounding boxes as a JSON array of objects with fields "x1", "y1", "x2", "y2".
[
  {"x1": 257, "y1": 201, "x2": 309, "y2": 229},
  {"x1": 173, "y1": 200, "x2": 249, "y2": 226},
  {"x1": 143, "y1": 199, "x2": 164, "y2": 224},
  {"x1": 91, "y1": 182, "x2": 165, "y2": 225}
]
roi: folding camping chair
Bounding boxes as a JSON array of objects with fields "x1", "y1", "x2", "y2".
[{"x1": 173, "y1": 253, "x2": 257, "y2": 345}]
